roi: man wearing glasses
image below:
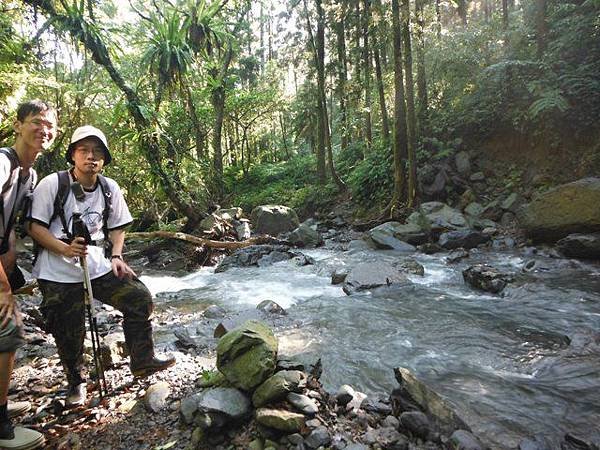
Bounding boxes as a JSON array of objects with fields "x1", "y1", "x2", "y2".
[
  {"x1": 0, "y1": 99, "x2": 55, "y2": 449},
  {"x1": 28, "y1": 125, "x2": 175, "y2": 410}
]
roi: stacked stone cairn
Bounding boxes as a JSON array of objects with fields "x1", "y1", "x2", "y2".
[{"x1": 180, "y1": 320, "x2": 487, "y2": 449}]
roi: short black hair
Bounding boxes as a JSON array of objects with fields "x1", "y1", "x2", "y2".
[{"x1": 16, "y1": 99, "x2": 57, "y2": 122}]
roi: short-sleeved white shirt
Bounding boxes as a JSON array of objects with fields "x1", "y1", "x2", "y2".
[
  {"x1": 29, "y1": 171, "x2": 133, "y2": 282},
  {"x1": 0, "y1": 149, "x2": 36, "y2": 247}
]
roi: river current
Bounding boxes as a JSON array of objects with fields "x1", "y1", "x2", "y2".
[{"x1": 139, "y1": 244, "x2": 600, "y2": 449}]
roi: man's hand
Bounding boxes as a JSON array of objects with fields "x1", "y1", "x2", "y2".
[
  {"x1": 112, "y1": 258, "x2": 136, "y2": 280},
  {"x1": 0, "y1": 291, "x2": 21, "y2": 329},
  {"x1": 63, "y1": 237, "x2": 88, "y2": 258}
]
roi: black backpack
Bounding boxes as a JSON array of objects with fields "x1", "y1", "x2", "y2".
[
  {"x1": 51, "y1": 170, "x2": 113, "y2": 251},
  {"x1": 0, "y1": 147, "x2": 36, "y2": 253}
]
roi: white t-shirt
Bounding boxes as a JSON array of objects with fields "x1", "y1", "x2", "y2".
[
  {"x1": 0, "y1": 149, "x2": 36, "y2": 247},
  {"x1": 29, "y1": 171, "x2": 133, "y2": 282}
]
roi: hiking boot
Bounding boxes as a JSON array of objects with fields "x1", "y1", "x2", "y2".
[
  {"x1": 7, "y1": 401, "x2": 31, "y2": 419},
  {"x1": 65, "y1": 383, "x2": 87, "y2": 408},
  {"x1": 130, "y1": 354, "x2": 176, "y2": 378},
  {"x1": 0, "y1": 426, "x2": 45, "y2": 449},
  {"x1": 0, "y1": 418, "x2": 14, "y2": 440}
]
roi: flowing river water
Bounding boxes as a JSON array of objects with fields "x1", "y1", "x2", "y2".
[{"x1": 139, "y1": 244, "x2": 600, "y2": 449}]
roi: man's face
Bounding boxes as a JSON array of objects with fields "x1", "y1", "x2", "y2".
[
  {"x1": 14, "y1": 110, "x2": 57, "y2": 152},
  {"x1": 72, "y1": 137, "x2": 106, "y2": 175}
]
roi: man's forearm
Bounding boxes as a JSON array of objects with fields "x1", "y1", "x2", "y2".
[
  {"x1": 28, "y1": 222, "x2": 70, "y2": 256},
  {"x1": 109, "y1": 229, "x2": 125, "y2": 256}
]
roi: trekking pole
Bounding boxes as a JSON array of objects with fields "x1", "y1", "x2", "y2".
[{"x1": 71, "y1": 191, "x2": 108, "y2": 399}]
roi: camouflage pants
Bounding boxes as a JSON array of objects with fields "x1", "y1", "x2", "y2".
[{"x1": 38, "y1": 271, "x2": 155, "y2": 386}]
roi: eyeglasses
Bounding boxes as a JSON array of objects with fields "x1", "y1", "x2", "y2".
[
  {"x1": 26, "y1": 119, "x2": 56, "y2": 131},
  {"x1": 75, "y1": 147, "x2": 106, "y2": 159}
]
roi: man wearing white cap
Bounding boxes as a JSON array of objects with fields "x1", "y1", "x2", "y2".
[{"x1": 28, "y1": 125, "x2": 175, "y2": 408}]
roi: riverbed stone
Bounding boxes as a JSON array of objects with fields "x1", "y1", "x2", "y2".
[
  {"x1": 217, "y1": 320, "x2": 278, "y2": 390},
  {"x1": 255, "y1": 408, "x2": 305, "y2": 432},
  {"x1": 368, "y1": 222, "x2": 417, "y2": 251},
  {"x1": 399, "y1": 411, "x2": 430, "y2": 439},
  {"x1": 336, "y1": 384, "x2": 356, "y2": 406},
  {"x1": 180, "y1": 387, "x2": 251, "y2": 426},
  {"x1": 144, "y1": 381, "x2": 171, "y2": 413},
  {"x1": 439, "y1": 229, "x2": 490, "y2": 250},
  {"x1": 446, "y1": 248, "x2": 469, "y2": 264},
  {"x1": 556, "y1": 233, "x2": 600, "y2": 259},
  {"x1": 449, "y1": 430, "x2": 485, "y2": 450},
  {"x1": 252, "y1": 370, "x2": 307, "y2": 407},
  {"x1": 393, "y1": 367, "x2": 470, "y2": 435},
  {"x1": 362, "y1": 427, "x2": 407, "y2": 449},
  {"x1": 203, "y1": 304, "x2": 227, "y2": 319},
  {"x1": 331, "y1": 269, "x2": 348, "y2": 285},
  {"x1": 462, "y1": 264, "x2": 511, "y2": 293},
  {"x1": 289, "y1": 223, "x2": 323, "y2": 248},
  {"x1": 287, "y1": 392, "x2": 318, "y2": 415},
  {"x1": 518, "y1": 177, "x2": 600, "y2": 241},
  {"x1": 215, "y1": 244, "x2": 293, "y2": 272},
  {"x1": 305, "y1": 426, "x2": 331, "y2": 448},
  {"x1": 251, "y1": 205, "x2": 300, "y2": 236},
  {"x1": 343, "y1": 261, "x2": 410, "y2": 295},
  {"x1": 256, "y1": 300, "x2": 287, "y2": 315},
  {"x1": 408, "y1": 202, "x2": 468, "y2": 230},
  {"x1": 464, "y1": 202, "x2": 484, "y2": 218},
  {"x1": 393, "y1": 259, "x2": 425, "y2": 276}
]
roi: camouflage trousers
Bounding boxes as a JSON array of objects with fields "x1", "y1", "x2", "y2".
[{"x1": 38, "y1": 271, "x2": 155, "y2": 386}]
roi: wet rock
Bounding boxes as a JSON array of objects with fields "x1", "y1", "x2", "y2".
[
  {"x1": 393, "y1": 259, "x2": 425, "y2": 276},
  {"x1": 419, "y1": 242, "x2": 443, "y2": 254},
  {"x1": 446, "y1": 248, "x2": 470, "y2": 263},
  {"x1": 399, "y1": 411, "x2": 430, "y2": 439},
  {"x1": 362, "y1": 427, "x2": 407, "y2": 449},
  {"x1": 256, "y1": 300, "x2": 287, "y2": 315},
  {"x1": 174, "y1": 328, "x2": 204, "y2": 350},
  {"x1": 518, "y1": 177, "x2": 600, "y2": 242},
  {"x1": 343, "y1": 261, "x2": 410, "y2": 295},
  {"x1": 217, "y1": 320, "x2": 278, "y2": 390},
  {"x1": 449, "y1": 430, "x2": 484, "y2": 450},
  {"x1": 368, "y1": 222, "x2": 417, "y2": 251},
  {"x1": 462, "y1": 264, "x2": 511, "y2": 293},
  {"x1": 252, "y1": 370, "x2": 307, "y2": 407},
  {"x1": 305, "y1": 426, "x2": 331, "y2": 448},
  {"x1": 144, "y1": 381, "x2": 171, "y2": 413},
  {"x1": 251, "y1": 205, "x2": 300, "y2": 236},
  {"x1": 257, "y1": 251, "x2": 293, "y2": 267},
  {"x1": 518, "y1": 434, "x2": 554, "y2": 450},
  {"x1": 180, "y1": 387, "x2": 251, "y2": 427},
  {"x1": 336, "y1": 385, "x2": 356, "y2": 407},
  {"x1": 439, "y1": 230, "x2": 490, "y2": 250},
  {"x1": 393, "y1": 367, "x2": 470, "y2": 435},
  {"x1": 287, "y1": 392, "x2": 318, "y2": 415},
  {"x1": 204, "y1": 304, "x2": 227, "y2": 319},
  {"x1": 556, "y1": 233, "x2": 600, "y2": 259},
  {"x1": 361, "y1": 395, "x2": 392, "y2": 415},
  {"x1": 213, "y1": 310, "x2": 263, "y2": 338},
  {"x1": 331, "y1": 269, "x2": 348, "y2": 285},
  {"x1": 289, "y1": 223, "x2": 324, "y2": 248},
  {"x1": 255, "y1": 408, "x2": 305, "y2": 432},
  {"x1": 215, "y1": 245, "x2": 292, "y2": 273},
  {"x1": 492, "y1": 236, "x2": 516, "y2": 250}
]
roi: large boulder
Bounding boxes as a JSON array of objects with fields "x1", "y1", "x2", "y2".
[
  {"x1": 518, "y1": 178, "x2": 600, "y2": 241},
  {"x1": 289, "y1": 223, "x2": 323, "y2": 248},
  {"x1": 462, "y1": 264, "x2": 511, "y2": 294},
  {"x1": 216, "y1": 320, "x2": 278, "y2": 391},
  {"x1": 367, "y1": 222, "x2": 417, "y2": 251},
  {"x1": 251, "y1": 205, "x2": 299, "y2": 236},
  {"x1": 438, "y1": 230, "x2": 490, "y2": 250},
  {"x1": 408, "y1": 202, "x2": 468, "y2": 231},
  {"x1": 556, "y1": 233, "x2": 600, "y2": 260},
  {"x1": 215, "y1": 245, "x2": 292, "y2": 273},
  {"x1": 343, "y1": 261, "x2": 410, "y2": 295}
]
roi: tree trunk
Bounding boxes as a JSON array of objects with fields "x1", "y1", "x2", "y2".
[
  {"x1": 535, "y1": 0, "x2": 547, "y2": 58},
  {"x1": 334, "y1": 0, "x2": 349, "y2": 153},
  {"x1": 362, "y1": 0, "x2": 373, "y2": 151},
  {"x1": 457, "y1": 0, "x2": 468, "y2": 27},
  {"x1": 435, "y1": 0, "x2": 442, "y2": 39},
  {"x1": 415, "y1": 0, "x2": 429, "y2": 138},
  {"x1": 185, "y1": 85, "x2": 206, "y2": 160},
  {"x1": 502, "y1": 0, "x2": 509, "y2": 31},
  {"x1": 373, "y1": 42, "x2": 390, "y2": 144},
  {"x1": 24, "y1": 0, "x2": 204, "y2": 230},
  {"x1": 391, "y1": 0, "x2": 409, "y2": 208},
  {"x1": 401, "y1": 0, "x2": 418, "y2": 207}
]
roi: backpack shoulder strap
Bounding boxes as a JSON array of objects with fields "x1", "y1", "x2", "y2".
[
  {"x1": 0, "y1": 147, "x2": 19, "y2": 197},
  {"x1": 51, "y1": 170, "x2": 72, "y2": 238},
  {"x1": 97, "y1": 174, "x2": 112, "y2": 240}
]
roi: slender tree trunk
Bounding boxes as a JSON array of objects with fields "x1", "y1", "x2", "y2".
[
  {"x1": 502, "y1": 0, "x2": 509, "y2": 31},
  {"x1": 354, "y1": 0, "x2": 362, "y2": 147},
  {"x1": 535, "y1": 0, "x2": 547, "y2": 58},
  {"x1": 457, "y1": 0, "x2": 468, "y2": 27},
  {"x1": 373, "y1": 43, "x2": 390, "y2": 144},
  {"x1": 279, "y1": 113, "x2": 291, "y2": 159},
  {"x1": 362, "y1": 0, "x2": 373, "y2": 151},
  {"x1": 334, "y1": 0, "x2": 349, "y2": 152},
  {"x1": 391, "y1": 0, "x2": 409, "y2": 208},
  {"x1": 185, "y1": 85, "x2": 206, "y2": 160},
  {"x1": 401, "y1": 0, "x2": 418, "y2": 207},
  {"x1": 415, "y1": 0, "x2": 429, "y2": 138},
  {"x1": 435, "y1": 0, "x2": 442, "y2": 39}
]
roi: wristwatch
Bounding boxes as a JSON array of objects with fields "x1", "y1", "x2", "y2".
[{"x1": 111, "y1": 255, "x2": 123, "y2": 260}]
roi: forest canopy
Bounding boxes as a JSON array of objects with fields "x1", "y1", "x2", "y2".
[{"x1": 1, "y1": 0, "x2": 599, "y2": 228}]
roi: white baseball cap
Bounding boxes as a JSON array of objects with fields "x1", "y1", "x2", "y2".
[{"x1": 66, "y1": 125, "x2": 112, "y2": 165}]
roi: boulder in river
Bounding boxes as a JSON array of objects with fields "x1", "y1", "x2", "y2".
[
  {"x1": 216, "y1": 320, "x2": 278, "y2": 390},
  {"x1": 367, "y1": 222, "x2": 418, "y2": 251},
  {"x1": 462, "y1": 264, "x2": 511, "y2": 294},
  {"x1": 251, "y1": 205, "x2": 300, "y2": 236},
  {"x1": 343, "y1": 261, "x2": 411, "y2": 295},
  {"x1": 215, "y1": 244, "x2": 292, "y2": 273},
  {"x1": 288, "y1": 223, "x2": 324, "y2": 248},
  {"x1": 518, "y1": 177, "x2": 600, "y2": 242},
  {"x1": 439, "y1": 229, "x2": 490, "y2": 250},
  {"x1": 556, "y1": 233, "x2": 600, "y2": 260}
]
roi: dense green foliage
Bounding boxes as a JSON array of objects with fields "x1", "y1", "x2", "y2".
[{"x1": 1, "y1": 0, "x2": 598, "y2": 226}]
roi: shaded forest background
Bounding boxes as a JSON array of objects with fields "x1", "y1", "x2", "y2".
[{"x1": 1, "y1": 0, "x2": 599, "y2": 231}]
